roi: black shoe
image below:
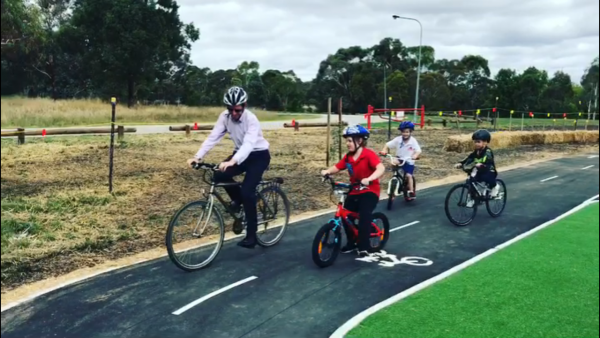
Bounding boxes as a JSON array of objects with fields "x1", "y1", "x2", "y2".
[
  {"x1": 341, "y1": 243, "x2": 357, "y2": 254},
  {"x1": 237, "y1": 237, "x2": 256, "y2": 249},
  {"x1": 232, "y1": 219, "x2": 245, "y2": 235},
  {"x1": 229, "y1": 201, "x2": 241, "y2": 212}
]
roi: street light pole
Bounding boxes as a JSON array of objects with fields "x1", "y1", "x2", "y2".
[{"x1": 393, "y1": 15, "x2": 423, "y2": 123}]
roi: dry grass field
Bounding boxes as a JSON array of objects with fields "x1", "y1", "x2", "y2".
[
  {"x1": 1, "y1": 127, "x2": 598, "y2": 292},
  {"x1": 0, "y1": 97, "x2": 313, "y2": 128}
]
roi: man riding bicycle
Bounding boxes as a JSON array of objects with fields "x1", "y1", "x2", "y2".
[
  {"x1": 320, "y1": 124, "x2": 386, "y2": 257},
  {"x1": 187, "y1": 86, "x2": 270, "y2": 249},
  {"x1": 380, "y1": 121, "x2": 422, "y2": 198}
]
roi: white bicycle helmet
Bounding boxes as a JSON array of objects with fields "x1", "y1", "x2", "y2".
[{"x1": 223, "y1": 86, "x2": 248, "y2": 106}]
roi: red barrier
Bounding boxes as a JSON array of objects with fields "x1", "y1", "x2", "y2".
[{"x1": 364, "y1": 105, "x2": 426, "y2": 130}]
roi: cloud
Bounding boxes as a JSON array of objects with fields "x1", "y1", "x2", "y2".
[{"x1": 178, "y1": 0, "x2": 599, "y2": 83}]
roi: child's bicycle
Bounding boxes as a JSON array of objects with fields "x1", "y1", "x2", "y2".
[
  {"x1": 444, "y1": 164, "x2": 507, "y2": 226},
  {"x1": 311, "y1": 175, "x2": 390, "y2": 268},
  {"x1": 166, "y1": 162, "x2": 291, "y2": 271},
  {"x1": 379, "y1": 153, "x2": 419, "y2": 211}
]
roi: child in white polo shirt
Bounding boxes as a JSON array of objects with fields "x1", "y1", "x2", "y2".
[{"x1": 380, "y1": 121, "x2": 422, "y2": 198}]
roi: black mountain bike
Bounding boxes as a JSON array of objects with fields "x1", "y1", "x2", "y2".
[
  {"x1": 444, "y1": 164, "x2": 507, "y2": 226},
  {"x1": 166, "y1": 162, "x2": 291, "y2": 271}
]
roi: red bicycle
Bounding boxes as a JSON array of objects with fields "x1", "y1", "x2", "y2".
[{"x1": 311, "y1": 175, "x2": 390, "y2": 268}]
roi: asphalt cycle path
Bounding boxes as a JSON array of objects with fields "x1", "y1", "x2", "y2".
[{"x1": 2, "y1": 153, "x2": 598, "y2": 338}]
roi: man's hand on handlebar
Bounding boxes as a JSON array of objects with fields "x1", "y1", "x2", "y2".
[
  {"x1": 454, "y1": 163, "x2": 463, "y2": 169},
  {"x1": 188, "y1": 158, "x2": 202, "y2": 168}
]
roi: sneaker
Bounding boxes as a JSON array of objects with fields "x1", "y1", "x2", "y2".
[
  {"x1": 341, "y1": 243, "x2": 357, "y2": 254},
  {"x1": 490, "y1": 185, "x2": 500, "y2": 198},
  {"x1": 466, "y1": 199, "x2": 475, "y2": 208}
]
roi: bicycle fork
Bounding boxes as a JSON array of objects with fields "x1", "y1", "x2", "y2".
[
  {"x1": 387, "y1": 177, "x2": 402, "y2": 196},
  {"x1": 193, "y1": 194, "x2": 215, "y2": 238}
]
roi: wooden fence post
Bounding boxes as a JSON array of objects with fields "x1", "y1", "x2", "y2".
[
  {"x1": 17, "y1": 128, "x2": 25, "y2": 145},
  {"x1": 117, "y1": 126, "x2": 125, "y2": 140}
]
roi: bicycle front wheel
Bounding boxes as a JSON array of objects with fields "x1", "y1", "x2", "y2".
[
  {"x1": 255, "y1": 185, "x2": 291, "y2": 247},
  {"x1": 312, "y1": 222, "x2": 342, "y2": 268},
  {"x1": 166, "y1": 201, "x2": 225, "y2": 272},
  {"x1": 387, "y1": 178, "x2": 398, "y2": 211},
  {"x1": 445, "y1": 184, "x2": 478, "y2": 226}
]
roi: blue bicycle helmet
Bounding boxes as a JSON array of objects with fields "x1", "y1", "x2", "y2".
[
  {"x1": 343, "y1": 124, "x2": 370, "y2": 139},
  {"x1": 399, "y1": 121, "x2": 415, "y2": 131}
]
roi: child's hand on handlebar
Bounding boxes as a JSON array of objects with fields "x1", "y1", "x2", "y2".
[
  {"x1": 320, "y1": 170, "x2": 330, "y2": 177},
  {"x1": 454, "y1": 163, "x2": 462, "y2": 169}
]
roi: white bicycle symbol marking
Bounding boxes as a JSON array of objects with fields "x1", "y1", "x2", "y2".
[{"x1": 355, "y1": 250, "x2": 433, "y2": 268}]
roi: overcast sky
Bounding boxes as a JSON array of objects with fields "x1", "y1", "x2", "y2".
[{"x1": 177, "y1": 0, "x2": 599, "y2": 83}]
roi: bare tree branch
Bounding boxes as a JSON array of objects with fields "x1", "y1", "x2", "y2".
[
  {"x1": 32, "y1": 65, "x2": 52, "y2": 79},
  {"x1": 1, "y1": 38, "x2": 22, "y2": 45}
]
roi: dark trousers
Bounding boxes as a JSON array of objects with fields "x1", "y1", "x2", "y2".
[
  {"x1": 213, "y1": 150, "x2": 271, "y2": 238},
  {"x1": 475, "y1": 170, "x2": 498, "y2": 188},
  {"x1": 343, "y1": 192, "x2": 379, "y2": 251}
]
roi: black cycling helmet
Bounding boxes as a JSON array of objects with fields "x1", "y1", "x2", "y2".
[{"x1": 472, "y1": 129, "x2": 492, "y2": 143}]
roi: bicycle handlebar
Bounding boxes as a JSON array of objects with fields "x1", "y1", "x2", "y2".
[
  {"x1": 321, "y1": 174, "x2": 370, "y2": 191},
  {"x1": 191, "y1": 162, "x2": 219, "y2": 171},
  {"x1": 457, "y1": 163, "x2": 478, "y2": 174},
  {"x1": 378, "y1": 152, "x2": 416, "y2": 167}
]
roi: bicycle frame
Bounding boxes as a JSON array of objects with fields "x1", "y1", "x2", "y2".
[
  {"x1": 461, "y1": 166, "x2": 494, "y2": 202},
  {"x1": 380, "y1": 154, "x2": 415, "y2": 197},
  {"x1": 194, "y1": 163, "x2": 280, "y2": 226},
  {"x1": 323, "y1": 177, "x2": 385, "y2": 241}
]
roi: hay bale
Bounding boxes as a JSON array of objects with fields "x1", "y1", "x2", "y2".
[{"x1": 443, "y1": 130, "x2": 600, "y2": 153}]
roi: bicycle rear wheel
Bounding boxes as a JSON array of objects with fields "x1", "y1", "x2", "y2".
[
  {"x1": 255, "y1": 185, "x2": 291, "y2": 247},
  {"x1": 486, "y1": 179, "x2": 507, "y2": 218},
  {"x1": 403, "y1": 176, "x2": 417, "y2": 202},
  {"x1": 445, "y1": 184, "x2": 478, "y2": 226},
  {"x1": 166, "y1": 201, "x2": 225, "y2": 272},
  {"x1": 369, "y1": 212, "x2": 390, "y2": 251},
  {"x1": 312, "y1": 222, "x2": 342, "y2": 268}
]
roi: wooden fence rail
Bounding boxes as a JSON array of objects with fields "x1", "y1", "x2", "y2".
[
  {"x1": 1, "y1": 126, "x2": 136, "y2": 144},
  {"x1": 283, "y1": 121, "x2": 348, "y2": 131}
]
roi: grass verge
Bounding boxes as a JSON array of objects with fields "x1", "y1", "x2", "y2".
[
  {"x1": 348, "y1": 203, "x2": 599, "y2": 338},
  {"x1": 0, "y1": 97, "x2": 317, "y2": 128},
  {"x1": 1, "y1": 128, "x2": 598, "y2": 292}
]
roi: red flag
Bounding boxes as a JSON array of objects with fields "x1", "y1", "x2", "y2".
[
  {"x1": 42, "y1": 129, "x2": 46, "y2": 137},
  {"x1": 193, "y1": 123, "x2": 198, "y2": 130},
  {"x1": 459, "y1": 111, "x2": 462, "y2": 116},
  {"x1": 292, "y1": 120, "x2": 296, "y2": 126},
  {"x1": 493, "y1": 108, "x2": 497, "y2": 113},
  {"x1": 563, "y1": 113, "x2": 567, "y2": 118}
]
